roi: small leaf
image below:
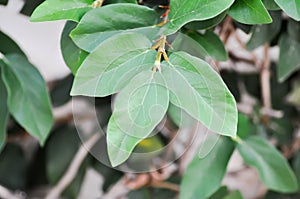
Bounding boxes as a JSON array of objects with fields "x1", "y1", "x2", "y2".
[
  {"x1": 224, "y1": 190, "x2": 244, "y2": 199},
  {"x1": 163, "y1": 52, "x2": 237, "y2": 137},
  {"x1": 278, "y1": 33, "x2": 300, "y2": 82},
  {"x1": 0, "y1": 74, "x2": 8, "y2": 152},
  {"x1": 71, "y1": 32, "x2": 156, "y2": 97},
  {"x1": 0, "y1": 31, "x2": 26, "y2": 56},
  {"x1": 180, "y1": 137, "x2": 235, "y2": 199},
  {"x1": 30, "y1": 0, "x2": 93, "y2": 22},
  {"x1": 228, "y1": 0, "x2": 272, "y2": 24},
  {"x1": 70, "y1": 4, "x2": 160, "y2": 52},
  {"x1": 262, "y1": 0, "x2": 280, "y2": 10},
  {"x1": 1, "y1": 54, "x2": 53, "y2": 145},
  {"x1": 237, "y1": 136, "x2": 298, "y2": 193},
  {"x1": 274, "y1": 0, "x2": 300, "y2": 21},
  {"x1": 165, "y1": 0, "x2": 235, "y2": 34},
  {"x1": 107, "y1": 71, "x2": 169, "y2": 167},
  {"x1": 288, "y1": 19, "x2": 300, "y2": 43},
  {"x1": 61, "y1": 21, "x2": 88, "y2": 74},
  {"x1": 184, "y1": 11, "x2": 227, "y2": 30},
  {"x1": 246, "y1": 11, "x2": 281, "y2": 50}
]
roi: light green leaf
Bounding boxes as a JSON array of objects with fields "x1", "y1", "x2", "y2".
[
  {"x1": 107, "y1": 71, "x2": 169, "y2": 167},
  {"x1": 262, "y1": 0, "x2": 280, "y2": 10},
  {"x1": 30, "y1": 0, "x2": 93, "y2": 22},
  {"x1": 184, "y1": 11, "x2": 227, "y2": 30},
  {"x1": 61, "y1": 21, "x2": 88, "y2": 74},
  {"x1": 278, "y1": 33, "x2": 300, "y2": 82},
  {"x1": 228, "y1": 0, "x2": 272, "y2": 24},
  {"x1": 167, "y1": 103, "x2": 195, "y2": 128},
  {"x1": 163, "y1": 52, "x2": 237, "y2": 137},
  {"x1": 71, "y1": 32, "x2": 156, "y2": 97},
  {"x1": 106, "y1": 0, "x2": 137, "y2": 3},
  {"x1": 70, "y1": 4, "x2": 160, "y2": 52},
  {"x1": 274, "y1": 0, "x2": 300, "y2": 21},
  {"x1": 1, "y1": 54, "x2": 53, "y2": 145},
  {"x1": 165, "y1": 0, "x2": 234, "y2": 34},
  {"x1": 237, "y1": 136, "x2": 298, "y2": 193},
  {"x1": 180, "y1": 137, "x2": 235, "y2": 199},
  {"x1": 246, "y1": 11, "x2": 281, "y2": 50},
  {"x1": 0, "y1": 74, "x2": 8, "y2": 152}
]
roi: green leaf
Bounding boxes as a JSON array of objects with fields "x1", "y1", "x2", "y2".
[
  {"x1": 167, "y1": 103, "x2": 195, "y2": 128},
  {"x1": 165, "y1": 0, "x2": 234, "y2": 34},
  {"x1": 163, "y1": 52, "x2": 237, "y2": 137},
  {"x1": 262, "y1": 0, "x2": 280, "y2": 10},
  {"x1": 70, "y1": 4, "x2": 160, "y2": 52},
  {"x1": 1, "y1": 54, "x2": 53, "y2": 145},
  {"x1": 228, "y1": 0, "x2": 272, "y2": 24},
  {"x1": 278, "y1": 34, "x2": 300, "y2": 82},
  {"x1": 71, "y1": 32, "x2": 156, "y2": 97},
  {"x1": 30, "y1": 0, "x2": 93, "y2": 22},
  {"x1": 0, "y1": 0, "x2": 8, "y2": 6},
  {"x1": 61, "y1": 21, "x2": 88, "y2": 74},
  {"x1": 180, "y1": 137, "x2": 235, "y2": 199},
  {"x1": 274, "y1": 0, "x2": 300, "y2": 21},
  {"x1": 184, "y1": 11, "x2": 227, "y2": 30},
  {"x1": 224, "y1": 190, "x2": 244, "y2": 199},
  {"x1": 237, "y1": 136, "x2": 298, "y2": 193},
  {"x1": 106, "y1": 0, "x2": 137, "y2": 3},
  {"x1": 209, "y1": 186, "x2": 229, "y2": 199},
  {"x1": 0, "y1": 74, "x2": 8, "y2": 152},
  {"x1": 237, "y1": 113, "x2": 250, "y2": 138},
  {"x1": 246, "y1": 11, "x2": 281, "y2": 50},
  {"x1": 288, "y1": 19, "x2": 300, "y2": 42},
  {"x1": 107, "y1": 71, "x2": 169, "y2": 167},
  {"x1": 0, "y1": 31, "x2": 26, "y2": 56},
  {"x1": 287, "y1": 80, "x2": 300, "y2": 106},
  {"x1": 20, "y1": 0, "x2": 44, "y2": 16}
]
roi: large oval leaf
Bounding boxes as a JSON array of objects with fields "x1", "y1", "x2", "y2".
[
  {"x1": 70, "y1": 4, "x2": 160, "y2": 52},
  {"x1": 274, "y1": 0, "x2": 300, "y2": 21},
  {"x1": 1, "y1": 54, "x2": 53, "y2": 145},
  {"x1": 0, "y1": 74, "x2": 8, "y2": 152},
  {"x1": 107, "y1": 71, "x2": 169, "y2": 167},
  {"x1": 30, "y1": 0, "x2": 93, "y2": 22},
  {"x1": 238, "y1": 136, "x2": 298, "y2": 193},
  {"x1": 163, "y1": 52, "x2": 237, "y2": 137},
  {"x1": 165, "y1": 0, "x2": 234, "y2": 34},
  {"x1": 71, "y1": 32, "x2": 156, "y2": 97},
  {"x1": 180, "y1": 137, "x2": 235, "y2": 199},
  {"x1": 228, "y1": 0, "x2": 272, "y2": 24}
]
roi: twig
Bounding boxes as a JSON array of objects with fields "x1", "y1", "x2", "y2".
[
  {"x1": 0, "y1": 185, "x2": 25, "y2": 199},
  {"x1": 45, "y1": 133, "x2": 101, "y2": 199},
  {"x1": 101, "y1": 177, "x2": 129, "y2": 199}
]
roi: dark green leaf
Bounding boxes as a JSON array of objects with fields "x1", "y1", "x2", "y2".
[
  {"x1": 209, "y1": 186, "x2": 229, "y2": 199},
  {"x1": 107, "y1": 71, "x2": 169, "y2": 167},
  {"x1": 246, "y1": 11, "x2": 281, "y2": 50},
  {"x1": 20, "y1": 0, "x2": 44, "y2": 16},
  {"x1": 228, "y1": 0, "x2": 272, "y2": 24},
  {"x1": 165, "y1": 0, "x2": 234, "y2": 34},
  {"x1": 0, "y1": 144, "x2": 27, "y2": 189},
  {"x1": 0, "y1": 74, "x2": 8, "y2": 152},
  {"x1": 262, "y1": 0, "x2": 280, "y2": 10},
  {"x1": 61, "y1": 21, "x2": 88, "y2": 74},
  {"x1": 224, "y1": 190, "x2": 244, "y2": 199},
  {"x1": 288, "y1": 19, "x2": 300, "y2": 42},
  {"x1": 163, "y1": 52, "x2": 237, "y2": 137},
  {"x1": 71, "y1": 32, "x2": 156, "y2": 97},
  {"x1": 1, "y1": 54, "x2": 53, "y2": 145},
  {"x1": 50, "y1": 74, "x2": 73, "y2": 107},
  {"x1": 31, "y1": 0, "x2": 93, "y2": 22},
  {"x1": 184, "y1": 11, "x2": 227, "y2": 30},
  {"x1": 70, "y1": 4, "x2": 160, "y2": 52},
  {"x1": 237, "y1": 136, "x2": 298, "y2": 193},
  {"x1": 278, "y1": 34, "x2": 300, "y2": 82},
  {"x1": 293, "y1": 149, "x2": 300, "y2": 184},
  {"x1": 274, "y1": 0, "x2": 300, "y2": 21},
  {"x1": 287, "y1": 80, "x2": 300, "y2": 106},
  {"x1": 0, "y1": 0, "x2": 8, "y2": 5},
  {"x1": 0, "y1": 31, "x2": 26, "y2": 56},
  {"x1": 180, "y1": 137, "x2": 235, "y2": 199}
]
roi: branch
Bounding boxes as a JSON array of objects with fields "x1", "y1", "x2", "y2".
[
  {"x1": 45, "y1": 133, "x2": 101, "y2": 199},
  {"x1": 0, "y1": 185, "x2": 25, "y2": 199}
]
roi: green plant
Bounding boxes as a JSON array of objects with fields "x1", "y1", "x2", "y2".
[{"x1": 1, "y1": 0, "x2": 300, "y2": 198}]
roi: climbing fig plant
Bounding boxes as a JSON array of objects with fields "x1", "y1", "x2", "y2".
[{"x1": 21, "y1": 0, "x2": 300, "y2": 198}]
